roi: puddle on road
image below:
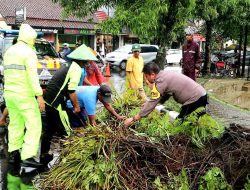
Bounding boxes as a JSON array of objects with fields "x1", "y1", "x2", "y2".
[
  {"x1": 233, "y1": 93, "x2": 250, "y2": 109},
  {"x1": 207, "y1": 80, "x2": 250, "y2": 110}
]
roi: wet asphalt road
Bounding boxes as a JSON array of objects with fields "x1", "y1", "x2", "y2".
[{"x1": 0, "y1": 65, "x2": 250, "y2": 189}]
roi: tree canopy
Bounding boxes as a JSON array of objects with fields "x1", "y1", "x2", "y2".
[
  {"x1": 53, "y1": 0, "x2": 196, "y2": 69},
  {"x1": 53, "y1": 0, "x2": 250, "y2": 72}
]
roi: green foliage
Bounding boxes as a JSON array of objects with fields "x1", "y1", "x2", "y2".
[
  {"x1": 126, "y1": 102, "x2": 224, "y2": 147},
  {"x1": 243, "y1": 176, "x2": 250, "y2": 190},
  {"x1": 52, "y1": 0, "x2": 116, "y2": 18},
  {"x1": 214, "y1": 0, "x2": 250, "y2": 41},
  {"x1": 112, "y1": 87, "x2": 142, "y2": 116},
  {"x1": 163, "y1": 97, "x2": 181, "y2": 112},
  {"x1": 39, "y1": 127, "x2": 122, "y2": 190},
  {"x1": 172, "y1": 108, "x2": 225, "y2": 148},
  {"x1": 137, "y1": 110, "x2": 172, "y2": 139},
  {"x1": 96, "y1": 108, "x2": 109, "y2": 122},
  {"x1": 198, "y1": 167, "x2": 232, "y2": 190},
  {"x1": 196, "y1": 0, "x2": 232, "y2": 21},
  {"x1": 101, "y1": 0, "x2": 196, "y2": 44},
  {"x1": 110, "y1": 82, "x2": 224, "y2": 148},
  {"x1": 154, "y1": 169, "x2": 189, "y2": 190},
  {"x1": 53, "y1": 0, "x2": 196, "y2": 68}
]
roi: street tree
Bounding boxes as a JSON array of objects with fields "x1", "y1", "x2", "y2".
[
  {"x1": 233, "y1": 1, "x2": 250, "y2": 77},
  {"x1": 52, "y1": 0, "x2": 196, "y2": 69},
  {"x1": 195, "y1": 0, "x2": 237, "y2": 75},
  {"x1": 216, "y1": 0, "x2": 250, "y2": 77}
]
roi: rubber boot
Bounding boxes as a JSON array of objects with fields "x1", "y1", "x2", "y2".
[{"x1": 8, "y1": 150, "x2": 21, "y2": 165}]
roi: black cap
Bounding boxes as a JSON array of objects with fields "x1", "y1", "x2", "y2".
[{"x1": 99, "y1": 84, "x2": 112, "y2": 103}]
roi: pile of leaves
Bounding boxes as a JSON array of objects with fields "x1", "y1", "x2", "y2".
[
  {"x1": 38, "y1": 90, "x2": 250, "y2": 189},
  {"x1": 38, "y1": 124, "x2": 250, "y2": 190}
]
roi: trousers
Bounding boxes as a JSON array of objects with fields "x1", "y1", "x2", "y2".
[{"x1": 5, "y1": 93, "x2": 42, "y2": 160}]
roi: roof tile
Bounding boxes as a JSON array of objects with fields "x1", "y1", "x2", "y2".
[
  {"x1": 0, "y1": 0, "x2": 99, "y2": 23},
  {"x1": 4, "y1": 17, "x2": 96, "y2": 30}
]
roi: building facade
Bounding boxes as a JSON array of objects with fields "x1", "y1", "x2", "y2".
[{"x1": 0, "y1": 0, "x2": 99, "y2": 52}]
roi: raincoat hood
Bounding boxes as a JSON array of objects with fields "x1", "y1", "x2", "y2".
[
  {"x1": 67, "y1": 44, "x2": 98, "y2": 61},
  {"x1": 17, "y1": 24, "x2": 37, "y2": 46}
]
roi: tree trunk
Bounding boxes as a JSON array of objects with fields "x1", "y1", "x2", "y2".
[
  {"x1": 155, "y1": 45, "x2": 166, "y2": 69},
  {"x1": 202, "y1": 20, "x2": 213, "y2": 75},
  {"x1": 155, "y1": 1, "x2": 178, "y2": 70},
  {"x1": 236, "y1": 26, "x2": 243, "y2": 77},
  {"x1": 241, "y1": 25, "x2": 248, "y2": 77}
]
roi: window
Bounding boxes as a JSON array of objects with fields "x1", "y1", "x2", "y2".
[
  {"x1": 141, "y1": 46, "x2": 158, "y2": 53},
  {"x1": 148, "y1": 46, "x2": 158, "y2": 52},
  {"x1": 35, "y1": 42, "x2": 57, "y2": 57},
  {"x1": 140, "y1": 46, "x2": 148, "y2": 53}
]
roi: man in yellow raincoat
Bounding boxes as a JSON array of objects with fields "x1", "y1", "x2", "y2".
[{"x1": 3, "y1": 24, "x2": 45, "y2": 167}]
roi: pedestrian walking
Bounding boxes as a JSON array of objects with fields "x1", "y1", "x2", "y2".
[
  {"x1": 182, "y1": 33, "x2": 201, "y2": 81},
  {"x1": 124, "y1": 63, "x2": 208, "y2": 127},
  {"x1": 3, "y1": 24, "x2": 45, "y2": 168},
  {"x1": 126, "y1": 44, "x2": 146, "y2": 100}
]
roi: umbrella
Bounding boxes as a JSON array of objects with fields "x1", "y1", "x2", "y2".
[{"x1": 67, "y1": 44, "x2": 98, "y2": 61}]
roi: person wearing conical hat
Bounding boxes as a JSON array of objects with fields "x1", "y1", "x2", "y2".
[{"x1": 40, "y1": 44, "x2": 98, "y2": 166}]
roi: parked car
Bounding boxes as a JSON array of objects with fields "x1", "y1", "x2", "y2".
[
  {"x1": 166, "y1": 49, "x2": 182, "y2": 65},
  {"x1": 105, "y1": 44, "x2": 158, "y2": 70},
  {"x1": 0, "y1": 29, "x2": 65, "y2": 88}
]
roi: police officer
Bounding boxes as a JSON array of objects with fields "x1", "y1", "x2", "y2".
[
  {"x1": 3, "y1": 24, "x2": 45, "y2": 167},
  {"x1": 124, "y1": 63, "x2": 208, "y2": 127}
]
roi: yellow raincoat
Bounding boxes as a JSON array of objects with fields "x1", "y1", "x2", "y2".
[{"x1": 3, "y1": 24, "x2": 43, "y2": 160}]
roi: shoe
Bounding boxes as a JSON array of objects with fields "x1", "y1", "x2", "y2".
[
  {"x1": 0, "y1": 126, "x2": 6, "y2": 136},
  {"x1": 8, "y1": 150, "x2": 21, "y2": 164},
  {"x1": 8, "y1": 163, "x2": 21, "y2": 176},
  {"x1": 21, "y1": 158, "x2": 43, "y2": 168},
  {"x1": 40, "y1": 153, "x2": 53, "y2": 166}
]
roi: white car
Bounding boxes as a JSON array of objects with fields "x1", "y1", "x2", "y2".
[
  {"x1": 166, "y1": 49, "x2": 182, "y2": 65},
  {"x1": 105, "y1": 44, "x2": 158, "y2": 70}
]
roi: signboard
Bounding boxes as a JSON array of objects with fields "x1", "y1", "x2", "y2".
[
  {"x1": 15, "y1": 7, "x2": 26, "y2": 25},
  {"x1": 64, "y1": 29, "x2": 95, "y2": 35},
  {"x1": 35, "y1": 28, "x2": 58, "y2": 33},
  {"x1": 193, "y1": 34, "x2": 206, "y2": 42}
]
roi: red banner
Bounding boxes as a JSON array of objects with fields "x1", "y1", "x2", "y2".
[{"x1": 193, "y1": 34, "x2": 206, "y2": 42}]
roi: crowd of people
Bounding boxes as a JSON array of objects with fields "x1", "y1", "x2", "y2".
[{"x1": 0, "y1": 24, "x2": 208, "y2": 175}]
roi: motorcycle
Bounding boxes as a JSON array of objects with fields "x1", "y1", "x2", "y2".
[{"x1": 210, "y1": 52, "x2": 238, "y2": 77}]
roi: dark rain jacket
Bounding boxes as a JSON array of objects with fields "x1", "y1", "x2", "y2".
[{"x1": 182, "y1": 41, "x2": 201, "y2": 73}]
